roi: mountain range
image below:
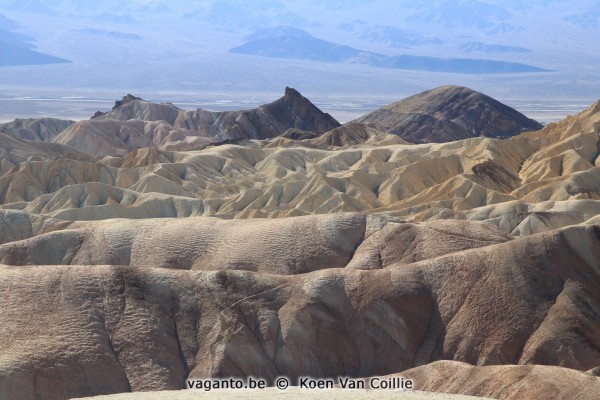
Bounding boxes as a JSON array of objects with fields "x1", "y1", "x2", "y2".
[
  {"x1": 1, "y1": 0, "x2": 599, "y2": 120},
  {"x1": 230, "y1": 26, "x2": 550, "y2": 74},
  {"x1": 0, "y1": 85, "x2": 599, "y2": 400},
  {"x1": 1, "y1": 1, "x2": 600, "y2": 399},
  {"x1": 0, "y1": 86, "x2": 540, "y2": 157},
  {"x1": 0, "y1": 12, "x2": 69, "y2": 66}
]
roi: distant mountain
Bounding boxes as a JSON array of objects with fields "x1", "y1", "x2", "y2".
[
  {"x1": 231, "y1": 26, "x2": 549, "y2": 74},
  {"x1": 459, "y1": 42, "x2": 532, "y2": 53},
  {"x1": 183, "y1": 1, "x2": 315, "y2": 29},
  {"x1": 0, "y1": 13, "x2": 19, "y2": 30},
  {"x1": 485, "y1": 23, "x2": 524, "y2": 35},
  {"x1": 231, "y1": 26, "x2": 378, "y2": 63},
  {"x1": 339, "y1": 20, "x2": 443, "y2": 48},
  {"x1": 183, "y1": 1, "x2": 269, "y2": 28},
  {"x1": 0, "y1": 42, "x2": 70, "y2": 67},
  {"x1": 359, "y1": 25, "x2": 443, "y2": 48},
  {"x1": 0, "y1": 27, "x2": 34, "y2": 47},
  {"x1": 408, "y1": 0, "x2": 512, "y2": 29},
  {"x1": 0, "y1": 13, "x2": 70, "y2": 67},
  {"x1": 315, "y1": 0, "x2": 367, "y2": 11},
  {"x1": 92, "y1": 13, "x2": 138, "y2": 24},
  {"x1": 5, "y1": 0, "x2": 57, "y2": 15},
  {"x1": 74, "y1": 29, "x2": 142, "y2": 41},
  {"x1": 129, "y1": 2, "x2": 170, "y2": 15},
  {"x1": 563, "y1": 5, "x2": 600, "y2": 29},
  {"x1": 353, "y1": 85, "x2": 543, "y2": 143},
  {"x1": 381, "y1": 55, "x2": 545, "y2": 74}
]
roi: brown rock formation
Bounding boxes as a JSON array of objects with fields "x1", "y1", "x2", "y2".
[
  {"x1": 354, "y1": 85, "x2": 542, "y2": 143},
  {"x1": 402, "y1": 361, "x2": 600, "y2": 400},
  {"x1": 30, "y1": 88, "x2": 339, "y2": 156},
  {"x1": 0, "y1": 91, "x2": 599, "y2": 400},
  {"x1": 0, "y1": 117, "x2": 74, "y2": 142},
  {"x1": 0, "y1": 215, "x2": 598, "y2": 400},
  {"x1": 0, "y1": 98, "x2": 596, "y2": 232}
]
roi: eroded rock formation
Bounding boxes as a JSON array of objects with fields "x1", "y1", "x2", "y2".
[{"x1": 1, "y1": 87, "x2": 599, "y2": 400}]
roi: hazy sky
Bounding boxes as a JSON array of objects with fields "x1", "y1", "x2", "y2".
[{"x1": 0, "y1": 0, "x2": 598, "y2": 122}]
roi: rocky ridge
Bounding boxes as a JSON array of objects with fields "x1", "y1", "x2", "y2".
[
  {"x1": 0, "y1": 98, "x2": 597, "y2": 235},
  {"x1": 0, "y1": 217, "x2": 598, "y2": 399},
  {"x1": 354, "y1": 85, "x2": 543, "y2": 143},
  {"x1": 0, "y1": 87, "x2": 599, "y2": 400},
  {"x1": 1, "y1": 88, "x2": 340, "y2": 157}
]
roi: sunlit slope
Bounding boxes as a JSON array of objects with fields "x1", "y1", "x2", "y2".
[{"x1": 0, "y1": 100, "x2": 598, "y2": 236}]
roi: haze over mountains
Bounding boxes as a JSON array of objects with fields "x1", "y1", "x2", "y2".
[
  {"x1": 230, "y1": 26, "x2": 548, "y2": 74},
  {"x1": 0, "y1": 12, "x2": 68, "y2": 66},
  {"x1": 2, "y1": 1, "x2": 600, "y2": 399},
  {"x1": 0, "y1": 0, "x2": 599, "y2": 123}
]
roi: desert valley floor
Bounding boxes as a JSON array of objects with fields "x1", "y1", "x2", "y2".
[{"x1": 0, "y1": 86, "x2": 599, "y2": 400}]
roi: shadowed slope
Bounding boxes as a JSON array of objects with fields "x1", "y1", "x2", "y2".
[
  {"x1": 0, "y1": 220, "x2": 598, "y2": 399},
  {"x1": 354, "y1": 86, "x2": 542, "y2": 143}
]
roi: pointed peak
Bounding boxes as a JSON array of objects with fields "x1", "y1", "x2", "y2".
[
  {"x1": 284, "y1": 86, "x2": 303, "y2": 98},
  {"x1": 113, "y1": 94, "x2": 144, "y2": 110}
]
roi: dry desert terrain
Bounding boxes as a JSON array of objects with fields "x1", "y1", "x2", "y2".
[{"x1": 0, "y1": 86, "x2": 598, "y2": 400}]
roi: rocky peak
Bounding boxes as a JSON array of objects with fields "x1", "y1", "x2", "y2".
[
  {"x1": 260, "y1": 87, "x2": 340, "y2": 136},
  {"x1": 284, "y1": 86, "x2": 302, "y2": 98},
  {"x1": 354, "y1": 85, "x2": 543, "y2": 143},
  {"x1": 114, "y1": 94, "x2": 144, "y2": 110}
]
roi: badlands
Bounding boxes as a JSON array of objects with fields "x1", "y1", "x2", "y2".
[{"x1": 0, "y1": 85, "x2": 599, "y2": 400}]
